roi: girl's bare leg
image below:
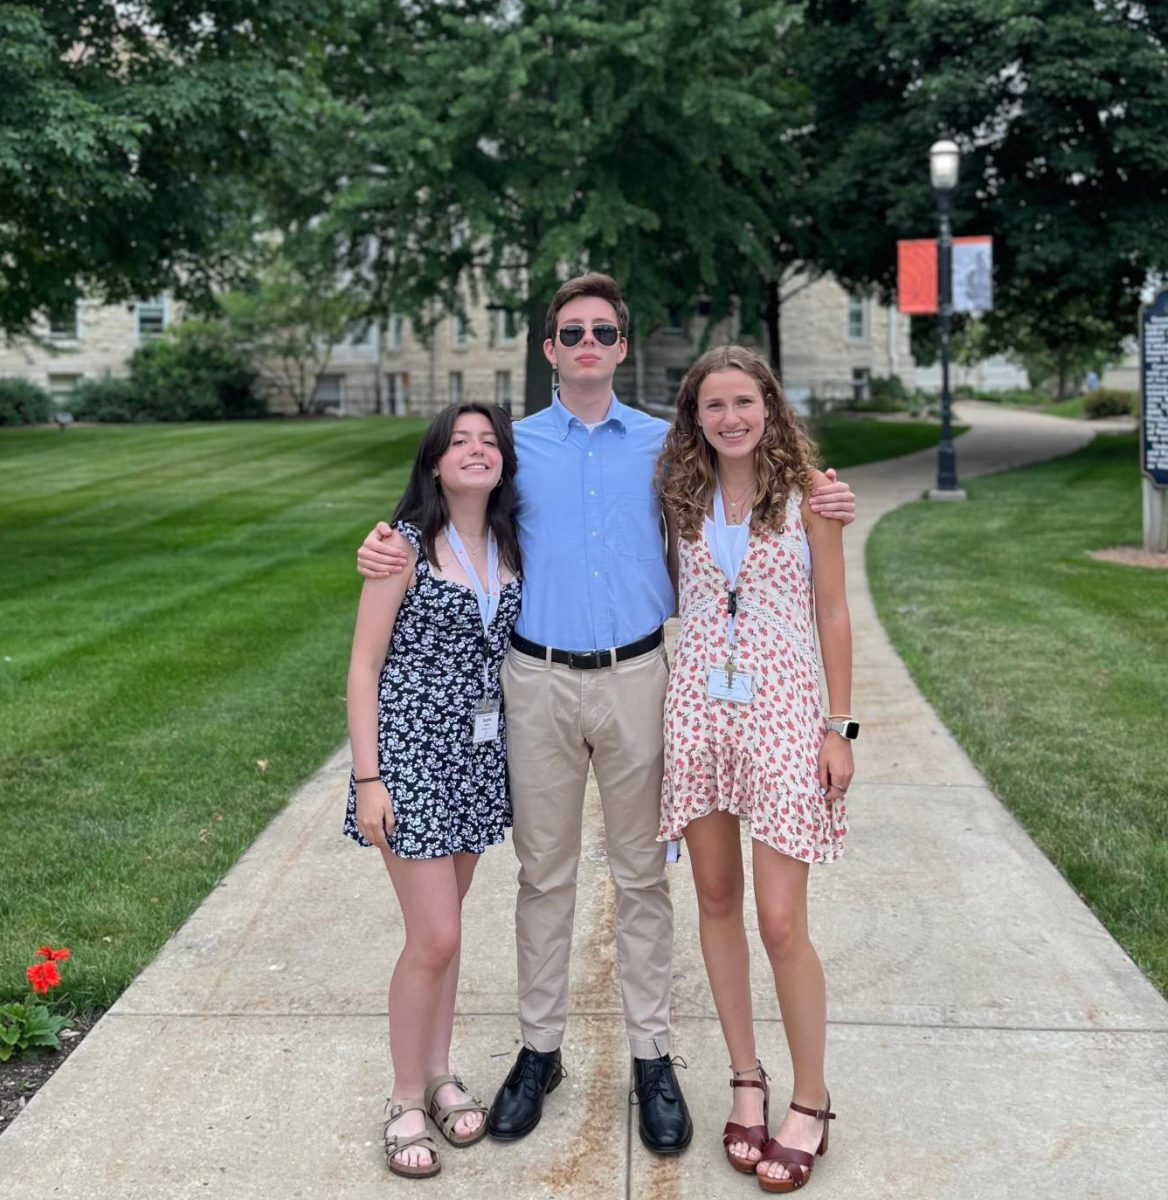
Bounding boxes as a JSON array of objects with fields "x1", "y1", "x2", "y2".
[
  {"x1": 684, "y1": 811, "x2": 765, "y2": 1164},
  {"x1": 424, "y1": 851, "x2": 484, "y2": 1138},
  {"x1": 751, "y1": 840, "x2": 829, "y2": 1185},
  {"x1": 380, "y1": 849, "x2": 463, "y2": 1169}
]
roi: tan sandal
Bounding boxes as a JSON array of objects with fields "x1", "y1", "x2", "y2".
[
  {"x1": 425, "y1": 1073, "x2": 489, "y2": 1148},
  {"x1": 383, "y1": 1100, "x2": 441, "y2": 1179},
  {"x1": 723, "y1": 1061, "x2": 770, "y2": 1173},
  {"x1": 757, "y1": 1093, "x2": 834, "y2": 1193}
]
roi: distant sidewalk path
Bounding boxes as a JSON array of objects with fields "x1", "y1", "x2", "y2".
[{"x1": 2, "y1": 404, "x2": 1165, "y2": 1200}]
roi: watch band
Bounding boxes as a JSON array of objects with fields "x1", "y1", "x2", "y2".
[{"x1": 826, "y1": 717, "x2": 860, "y2": 740}]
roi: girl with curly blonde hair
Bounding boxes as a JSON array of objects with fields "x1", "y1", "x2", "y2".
[{"x1": 657, "y1": 345, "x2": 855, "y2": 1194}]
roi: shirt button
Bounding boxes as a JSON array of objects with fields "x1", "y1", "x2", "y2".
[
  {"x1": 590, "y1": 489, "x2": 596, "y2": 496},
  {"x1": 593, "y1": 571, "x2": 600, "y2": 577},
  {"x1": 587, "y1": 451, "x2": 593, "y2": 457},
  {"x1": 591, "y1": 531, "x2": 597, "y2": 537}
]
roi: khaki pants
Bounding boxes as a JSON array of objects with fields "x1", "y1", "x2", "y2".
[{"x1": 502, "y1": 644, "x2": 673, "y2": 1060}]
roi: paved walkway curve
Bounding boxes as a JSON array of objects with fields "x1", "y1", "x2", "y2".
[{"x1": 2, "y1": 404, "x2": 1165, "y2": 1199}]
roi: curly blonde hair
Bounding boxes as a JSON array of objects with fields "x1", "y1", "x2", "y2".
[{"x1": 656, "y1": 345, "x2": 818, "y2": 541}]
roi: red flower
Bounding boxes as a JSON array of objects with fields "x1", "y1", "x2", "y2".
[
  {"x1": 26, "y1": 961, "x2": 61, "y2": 994},
  {"x1": 34, "y1": 945, "x2": 70, "y2": 962}
]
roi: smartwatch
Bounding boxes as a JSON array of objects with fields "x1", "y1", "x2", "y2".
[{"x1": 826, "y1": 717, "x2": 860, "y2": 741}]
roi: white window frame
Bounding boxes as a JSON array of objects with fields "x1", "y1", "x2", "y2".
[
  {"x1": 387, "y1": 371, "x2": 409, "y2": 416},
  {"x1": 451, "y1": 313, "x2": 469, "y2": 347},
  {"x1": 47, "y1": 303, "x2": 80, "y2": 343},
  {"x1": 846, "y1": 294, "x2": 868, "y2": 342},
  {"x1": 137, "y1": 295, "x2": 168, "y2": 343},
  {"x1": 386, "y1": 314, "x2": 404, "y2": 352},
  {"x1": 449, "y1": 371, "x2": 464, "y2": 405},
  {"x1": 312, "y1": 373, "x2": 344, "y2": 411},
  {"x1": 495, "y1": 309, "x2": 520, "y2": 344},
  {"x1": 495, "y1": 370, "x2": 512, "y2": 411}
]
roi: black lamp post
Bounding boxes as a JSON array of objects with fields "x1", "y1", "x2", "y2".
[{"x1": 929, "y1": 138, "x2": 966, "y2": 500}]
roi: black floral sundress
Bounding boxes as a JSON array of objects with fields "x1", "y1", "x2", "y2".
[{"x1": 344, "y1": 521, "x2": 521, "y2": 859}]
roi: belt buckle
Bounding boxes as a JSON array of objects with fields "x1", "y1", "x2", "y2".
[{"x1": 568, "y1": 649, "x2": 601, "y2": 670}]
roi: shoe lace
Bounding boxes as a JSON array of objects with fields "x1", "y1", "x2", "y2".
[
  {"x1": 518, "y1": 1048, "x2": 566, "y2": 1099},
  {"x1": 629, "y1": 1055, "x2": 687, "y2": 1106}
]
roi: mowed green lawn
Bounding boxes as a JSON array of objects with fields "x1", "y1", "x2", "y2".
[
  {"x1": 0, "y1": 414, "x2": 957, "y2": 1014},
  {"x1": 0, "y1": 420, "x2": 425, "y2": 1011},
  {"x1": 867, "y1": 435, "x2": 1168, "y2": 994}
]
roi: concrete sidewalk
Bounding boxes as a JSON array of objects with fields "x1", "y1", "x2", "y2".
[{"x1": 2, "y1": 405, "x2": 1165, "y2": 1198}]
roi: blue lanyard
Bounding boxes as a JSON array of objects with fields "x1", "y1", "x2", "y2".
[
  {"x1": 445, "y1": 524, "x2": 501, "y2": 690},
  {"x1": 710, "y1": 484, "x2": 750, "y2": 652}
]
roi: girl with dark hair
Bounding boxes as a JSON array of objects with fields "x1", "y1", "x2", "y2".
[
  {"x1": 656, "y1": 347, "x2": 854, "y2": 1194},
  {"x1": 345, "y1": 402, "x2": 522, "y2": 1180}
]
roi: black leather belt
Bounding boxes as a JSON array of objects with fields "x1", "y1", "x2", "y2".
[{"x1": 511, "y1": 627, "x2": 663, "y2": 670}]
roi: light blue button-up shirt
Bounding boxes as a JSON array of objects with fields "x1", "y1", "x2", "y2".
[{"x1": 512, "y1": 393, "x2": 674, "y2": 650}]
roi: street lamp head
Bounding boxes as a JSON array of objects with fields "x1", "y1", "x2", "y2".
[{"x1": 929, "y1": 139, "x2": 960, "y2": 192}]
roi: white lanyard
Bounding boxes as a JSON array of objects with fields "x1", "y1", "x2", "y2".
[
  {"x1": 711, "y1": 484, "x2": 750, "y2": 652},
  {"x1": 445, "y1": 524, "x2": 501, "y2": 691}
]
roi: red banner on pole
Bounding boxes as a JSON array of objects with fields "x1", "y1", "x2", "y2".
[{"x1": 897, "y1": 239, "x2": 937, "y2": 314}]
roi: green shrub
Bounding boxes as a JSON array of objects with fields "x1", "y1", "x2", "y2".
[
  {"x1": 1084, "y1": 388, "x2": 1136, "y2": 419},
  {"x1": 127, "y1": 322, "x2": 266, "y2": 421},
  {"x1": 69, "y1": 376, "x2": 143, "y2": 423},
  {"x1": 0, "y1": 377, "x2": 53, "y2": 426}
]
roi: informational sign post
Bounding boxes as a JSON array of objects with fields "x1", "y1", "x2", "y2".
[{"x1": 1139, "y1": 288, "x2": 1168, "y2": 552}]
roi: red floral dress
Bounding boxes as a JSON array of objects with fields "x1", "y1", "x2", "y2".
[{"x1": 659, "y1": 492, "x2": 848, "y2": 862}]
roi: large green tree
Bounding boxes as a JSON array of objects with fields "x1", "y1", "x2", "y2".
[
  {"x1": 792, "y1": 0, "x2": 1168, "y2": 395},
  {"x1": 276, "y1": 0, "x2": 804, "y2": 411},
  {"x1": 0, "y1": 2, "x2": 336, "y2": 336}
]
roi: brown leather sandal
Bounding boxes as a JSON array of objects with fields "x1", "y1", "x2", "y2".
[
  {"x1": 757, "y1": 1093, "x2": 834, "y2": 1193},
  {"x1": 383, "y1": 1100, "x2": 441, "y2": 1178},
  {"x1": 425, "y1": 1073, "x2": 488, "y2": 1148},
  {"x1": 723, "y1": 1061, "x2": 770, "y2": 1173}
]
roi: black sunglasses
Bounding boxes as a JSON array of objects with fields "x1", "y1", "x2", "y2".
[{"x1": 557, "y1": 323, "x2": 621, "y2": 348}]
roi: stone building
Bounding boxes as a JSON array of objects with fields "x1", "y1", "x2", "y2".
[
  {"x1": 1, "y1": 276, "x2": 913, "y2": 418},
  {"x1": 0, "y1": 296, "x2": 170, "y2": 404}
]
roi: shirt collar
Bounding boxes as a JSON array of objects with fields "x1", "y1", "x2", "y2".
[{"x1": 551, "y1": 391, "x2": 629, "y2": 439}]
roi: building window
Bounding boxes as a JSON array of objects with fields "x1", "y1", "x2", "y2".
[
  {"x1": 312, "y1": 373, "x2": 344, "y2": 411},
  {"x1": 48, "y1": 373, "x2": 82, "y2": 402},
  {"x1": 47, "y1": 303, "x2": 80, "y2": 342},
  {"x1": 449, "y1": 371, "x2": 464, "y2": 405},
  {"x1": 137, "y1": 295, "x2": 167, "y2": 342},
  {"x1": 851, "y1": 367, "x2": 871, "y2": 406},
  {"x1": 387, "y1": 372, "x2": 409, "y2": 416},
  {"x1": 452, "y1": 313, "x2": 468, "y2": 347},
  {"x1": 495, "y1": 370, "x2": 513, "y2": 413},
  {"x1": 496, "y1": 309, "x2": 520, "y2": 344},
  {"x1": 665, "y1": 367, "x2": 687, "y2": 403},
  {"x1": 386, "y1": 314, "x2": 404, "y2": 351},
  {"x1": 666, "y1": 305, "x2": 684, "y2": 332},
  {"x1": 846, "y1": 294, "x2": 867, "y2": 341}
]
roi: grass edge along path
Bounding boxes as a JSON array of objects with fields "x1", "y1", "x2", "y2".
[{"x1": 866, "y1": 433, "x2": 1167, "y2": 995}]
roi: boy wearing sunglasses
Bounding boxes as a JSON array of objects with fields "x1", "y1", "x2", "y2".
[{"x1": 355, "y1": 273, "x2": 856, "y2": 1155}]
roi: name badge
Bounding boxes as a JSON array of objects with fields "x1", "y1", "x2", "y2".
[
  {"x1": 473, "y1": 698, "x2": 501, "y2": 743},
  {"x1": 706, "y1": 667, "x2": 754, "y2": 704}
]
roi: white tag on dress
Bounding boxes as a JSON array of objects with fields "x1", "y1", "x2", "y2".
[
  {"x1": 473, "y1": 698, "x2": 501, "y2": 743},
  {"x1": 706, "y1": 667, "x2": 754, "y2": 704},
  {"x1": 665, "y1": 839, "x2": 682, "y2": 864}
]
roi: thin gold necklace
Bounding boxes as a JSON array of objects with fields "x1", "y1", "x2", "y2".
[{"x1": 720, "y1": 480, "x2": 755, "y2": 522}]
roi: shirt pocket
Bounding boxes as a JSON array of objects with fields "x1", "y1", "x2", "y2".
[{"x1": 610, "y1": 491, "x2": 666, "y2": 561}]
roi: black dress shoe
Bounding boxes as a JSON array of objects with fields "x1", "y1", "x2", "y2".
[
  {"x1": 486, "y1": 1046, "x2": 566, "y2": 1141},
  {"x1": 632, "y1": 1054, "x2": 693, "y2": 1155}
]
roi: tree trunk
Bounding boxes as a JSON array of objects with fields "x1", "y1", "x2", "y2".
[
  {"x1": 1056, "y1": 345, "x2": 1070, "y2": 402},
  {"x1": 763, "y1": 277, "x2": 782, "y2": 382},
  {"x1": 523, "y1": 294, "x2": 553, "y2": 415}
]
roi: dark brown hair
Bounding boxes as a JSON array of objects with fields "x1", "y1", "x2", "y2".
[
  {"x1": 392, "y1": 403, "x2": 522, "y2": 574},
  {"x1": 544, "y1": 272, "x2": 630, "y2": 341},
  {"x1": 656, "y1": 345, "x2": 818, "y2": 541}
]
